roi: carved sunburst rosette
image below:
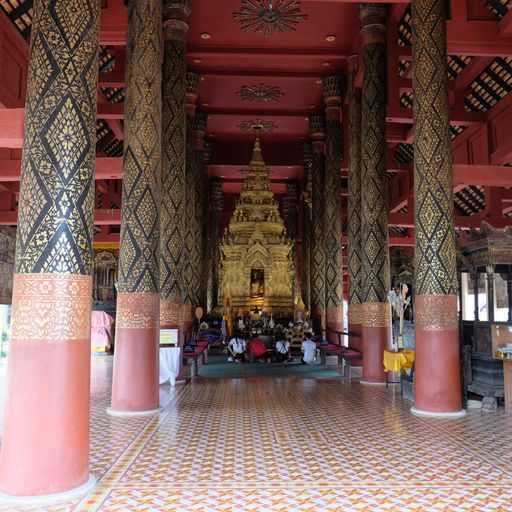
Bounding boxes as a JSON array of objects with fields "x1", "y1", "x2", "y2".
[{"x1": 233, "y1": 0, "x2": 308, "y2": 37}]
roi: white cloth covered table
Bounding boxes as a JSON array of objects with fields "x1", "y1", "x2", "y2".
[{"x1": 159, "y1": 346, "x2": 181, "y2": 386}]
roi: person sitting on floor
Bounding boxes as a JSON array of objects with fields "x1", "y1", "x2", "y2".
[
  {"x1": 228, "y1": 331, "x2": 246, "y2": 363},
  {"x1": 301, "y1": 332, "x2": 317, "y2": 365},
  {"x1": 274, "y1": 332, "x2": 292, "y2": 363},
  {"x1": 247, "y1": 333, "x2": 272, "y2": 363}
]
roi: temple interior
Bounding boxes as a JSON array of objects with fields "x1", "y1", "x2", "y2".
[{"x1": 0, "y1": 0, "x2": 511, "y2": 510}]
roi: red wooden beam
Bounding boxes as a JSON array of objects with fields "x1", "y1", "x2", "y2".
[
  {"x1": 0, "y1": 208, "x2": 121, "y2": 226},
  {"x1": 0, "y1": 105, "x2": 124, "y2": 148},
  {"x1": 0, "y1": 157, "x2": 123, "y2": 181}
]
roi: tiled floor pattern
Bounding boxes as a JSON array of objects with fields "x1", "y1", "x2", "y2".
[{"x1": 0, "y1": 356, "x2": 511, "y2": 511}]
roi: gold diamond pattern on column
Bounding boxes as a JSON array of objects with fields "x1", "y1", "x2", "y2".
[
  {"x1": 118, "y1": 0, "x2": 162, "y2": 294},
  {"x1": 309, "y1": 115, "x2": 326, "y2": 315},
  {"x1": 16, "y1": 0, "x2": 100, "y2": 275},
  {"x1": 360, "y1": 8, "x2": 391, "y2": 311},
  {"x1": 160, "y1": 2, "x2": 189, "y2": 326},
  {"x1": 323, "y1": 75, "x2": 344, "y2": 314},
  {"x1": 347, "y1": 56, "x2": 363, "y2": 321},
  {"x1": 412, "y1": 0, "x2": 458, "y2": 298}
]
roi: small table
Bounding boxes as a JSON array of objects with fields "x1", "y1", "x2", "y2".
[
  {"x1": 159, "y1": 346, "x2": 181, "y2": 385},
  {"x1": 383, "y1": 349, "x2": 414, "y2": 387}
]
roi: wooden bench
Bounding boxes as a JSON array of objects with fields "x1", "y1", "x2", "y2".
[
  {"x1": 317, "y1": 343, "x2": 362, "y2": 377},
  {"x1": 182, "y1": 340, "x2": 209, "y2": 377}
]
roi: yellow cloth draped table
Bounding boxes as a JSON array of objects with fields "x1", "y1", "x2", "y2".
[{"x1": 383, "y1": 348, "x2": 415, "y2": 372}]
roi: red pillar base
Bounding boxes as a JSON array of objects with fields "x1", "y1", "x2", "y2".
[
  {"x1": 326, "y1": 306, "x2": 343, "y2": 344},
  {"x1": 413, "y1": 329, "x2": 464, "y2": 415},
  {"x1": 111, "y1": 293, "x2": 160, "y2": 414},
  {"x1": 413, "y1": 294, "x2": 464, "y2": 416},
  {"x1": 161, "y1": 298, "x2": 186, "y2": 383},
  {"x1": 0, "y1": 274, "x2": 92, "y2": 497},
  {"x1": 0, "y1": 475, "x2": 96, "y2": 506},
  {"x1": 348, "y1": 322, "x2": 363, "y2": 353},
  {"x1": 312, "y1": 308, "x2": 326, "y2": 339},
  {"x1": 361, "y1": 325, "x2": 388, "y2": 383}
]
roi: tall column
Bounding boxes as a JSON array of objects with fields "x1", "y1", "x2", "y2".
[
  {"x1": 284, "y1": 181, "x2": 298, "y2": 302},
  {"x1": 309, "y1": 115, "x2": 326, "y2": 334},
  {"x1": 360, "y1": 4, "x2": 391, "y2": 383},
  {"x1": 347, "y1": 55, "x2": 363, "y2": 353},
  {"x1": 412, "y1": 0, "x2": 464, "y2": 416},
  {"x1": 182, "y1": 71, "x2": 200, "y2": 331},
  {"x1": 111, "y1": 0, "x2": 162, "y2": 415},
  {"x1": 160, "y1": 0, "x2": 190, "y2": 344},
  {"x1": 208, "y1": 179, "x2": 223, "y2": 312},
  {"x1": 0, "y1": 0, "x2": 100, "y2": 497},
  {"x1": 323, "y1": 76, "x2": 344, "y2": 339},
  {"x1": 194, "y1": 112, "x2": 208, "y2": 309},
  {"x1": 301, "y1": 143, "x2": 313, "y2": 312}
]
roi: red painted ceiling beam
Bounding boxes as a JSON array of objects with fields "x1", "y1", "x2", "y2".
[
  {"x1": 0, "y1": 106, "x2": 124, "y2": 147},
  {"x1": 0, "y1": 157, "x2": 123, "y2": 181},
  {"x1": 389, "y1": 213, "x2": 512, "y2": 230},
  {"x1": 0, "y1": 209, "x2": 121, "y2": 226}
]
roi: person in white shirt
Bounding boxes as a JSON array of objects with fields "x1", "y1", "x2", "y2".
[
  {"x1": 274, "y1": 333, "x2": 292, "y2": 363},
  {"x1": 301, "y1": 332, "x2": 317, "y2": 365},
  {"x1": 228, "y1": 332, "x2": 246, "y2": 363}
]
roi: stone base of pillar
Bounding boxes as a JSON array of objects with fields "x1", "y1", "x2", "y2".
[
  {"x1": 348, "y1": 322, "x2": 363, "y2": 353},
  {"x1": 0, "y1": 339, "x2": 91, "y2": 496},
  {"x1": 312, "y1": 308, "x2": 326, "y2": 339},
  {"x1": 111, "y1": 326, "x2": 160, "y2": 413},
  {"x1": 0, "y1": 474, "x2": 96, "y2": 506},
  {"x1": 410, "y1": 407, "x2": 466, "y2": 419},
  {"x1": 0, "y1": 274, "x2": 92, "y2": 497},
  {"x1": 107, "y1": 406, "x2": 163, "y2": 417},
  {"x1": 362, "y1": 325, "x2": 389, "y2": 383},
  {"x1": 112, "y1": 293, "x2": 160, "y2": 413},
  {"x1": 414, "y1": 328, "x2": 463, "y2": 414},
  {"x1": 326, "y1": 306, "x2": 343, "y2": 344}
]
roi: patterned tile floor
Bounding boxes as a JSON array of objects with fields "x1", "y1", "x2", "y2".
[{"x1": 0, "y1": 355, "x2": 511, "y2": 511}]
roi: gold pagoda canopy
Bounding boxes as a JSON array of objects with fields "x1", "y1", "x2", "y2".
[{"x1": 219, "y1": 139, "x2": 295, "y2": 313}]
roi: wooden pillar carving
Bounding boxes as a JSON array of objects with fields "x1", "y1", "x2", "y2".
[
  {"x1": 323, "y1": 75, "x2": 344, "y2": 339},
  {"x1": 182, "y1": 71, "x2": 200, "y2": 331},
  {"x1": 360, "y1": 4, "x2": 391, "y2": 383},
  {"x1": 412, "y1": 0, "x2": 464, "y2": 416},
  {"x1": 309, "y1": 114, "x2": 326, "y2": 334},
  {"x1": 160, "y1": 0, "x2": 190, "y2": 336},
  {"x1": 0, "y1": 0, "x2": 100, "y2": 496},
  {"x1": 347, "y1": 55, "x2": 363, "y2": 352},
  {"x1": 301, "y1": 142, "x2": 313, "y2": 312},
  {"x1": 111, "y1": 0, "x2": 162, "y2": 415}
]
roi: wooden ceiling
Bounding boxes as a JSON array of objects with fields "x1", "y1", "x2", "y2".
[{"x1": 0, "y1": 0, "x2": 512, "y2": 245}]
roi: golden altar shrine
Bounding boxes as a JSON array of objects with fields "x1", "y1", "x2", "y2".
[{"x1": 218, "y1": 139, "x2": 295, "y2": 315}]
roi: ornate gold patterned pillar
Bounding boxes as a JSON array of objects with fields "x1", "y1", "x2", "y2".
[
  {"x1": 111, "y1": 0, "x2": 162, "y2": 415},
  {"x1": 309, "y1": 115, "x2": 326, "y2": 334},
  {"x1": 208, "y1": 179, "x2": 223, "y2": 312},
  {"x1": 182, "y1": 71, "x2": 200, "y2": 331},
  {"x1": 284, "y1": 181, "x2": 299, "y2": 303},
  {"x1": 323, "y1": 75, "x2": 344, "y2": 339},
  {"x1": 160, "y1": 0, "x2": 190, "y2": 341},
  {"x1": 0, "y1": 0, "x2": 100, "y2": 497},
  {"x1": 411, "y1": 0, "x2": 464, "y2": 417},
  {"x1": 194, "y1": 112, "x2": 208, "y2": 310},
  {"x1": 360, "y1": 4, "x2": 391, "y2": 383},
  {"x1": 347, "y1": 55, "x2": 363, "y2": 353},
  {"x1": 301, "y1": 142, "x2": 313, "y2": 312}
]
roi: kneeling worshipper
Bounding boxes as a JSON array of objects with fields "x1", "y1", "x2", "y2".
[
  {"x1": 228, "y1": 332, "x2": 246, "y2": 363},
  {"x1": 301, "y1": 332, "x2": 317, "y2": 365},
  {"x1": 247, "y1": 333, "x2": 272, "y2": 363},
  {"x1": 275, "y1": 333, "x2": 292, "y2": 363}
]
